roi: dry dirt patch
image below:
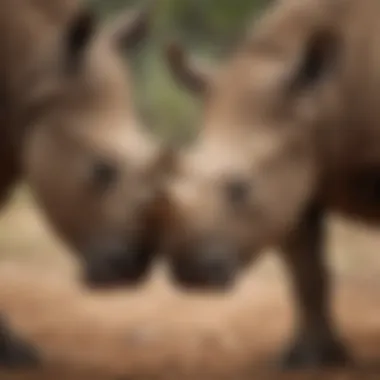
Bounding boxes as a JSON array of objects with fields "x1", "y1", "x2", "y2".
[{"x1": 0, "y1": 188, "x2": 379, "y2": 379}]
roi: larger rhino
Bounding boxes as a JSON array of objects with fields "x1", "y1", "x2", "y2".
[{"x1": 162, "y1": 0, "x2": 380, "y2": 370}]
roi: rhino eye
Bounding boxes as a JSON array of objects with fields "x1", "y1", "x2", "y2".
[
  {"x1": 91, "y1": 161, "x2": 119, "y2": 191},
  {"x1": 224, "y1": 179, "x2": 250, "y2": 206}
]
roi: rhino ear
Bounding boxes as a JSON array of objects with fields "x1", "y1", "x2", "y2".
[
  {"x1": 165, "y1": 41, "x2": 211, "y2": 96},
  {"x1": 108, "y1": 4, "x2": 153, "y2": 52},
  {"x1": 64, "y1": 8, "x2": 97, "y2": 72},
  {"x1": 289, "y1": 29, "x2": 340, "y2": 93}
]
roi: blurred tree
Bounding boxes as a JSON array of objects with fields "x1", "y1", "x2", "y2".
[{"x1": 88, "y1": 0, "x2": 269, "y2": 142}]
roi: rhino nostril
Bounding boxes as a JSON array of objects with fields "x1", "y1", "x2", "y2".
[
  {"x1": 109, "y1": 250, "x2": 129, "y2": 266},
  {"x1": 200, "y1": 255, "x2": 228, "y2": 276}
]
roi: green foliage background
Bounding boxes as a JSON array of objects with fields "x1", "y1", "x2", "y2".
[{"x1": 89, "y1": 0, "x2": 268, "y2": 144}]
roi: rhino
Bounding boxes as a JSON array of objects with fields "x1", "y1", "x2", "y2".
[
  {"x1": 162, "y1": 0, "x2": 380, "y2": 370},
  {"x1": 0, "y1": 0, "x2": 170, "y2": 367}
]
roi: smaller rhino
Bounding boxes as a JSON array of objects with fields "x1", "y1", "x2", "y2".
[
  {"x1": 0, "y1": 0, "x2": 171, "y2": 368},
  {"x1": 163, "y1": 0, "x2": 380, "y2": 371},
  {"x1": 2, "y1": 0, "x2": 169, "y2": 288}
]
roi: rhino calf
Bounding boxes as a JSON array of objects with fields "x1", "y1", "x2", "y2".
[{"x1": 162, "y1": 0, "x2": 380, "y2": 370}]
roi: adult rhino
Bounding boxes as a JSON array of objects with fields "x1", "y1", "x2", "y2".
[
  {"x1": 162, "y1": 0, "x2": 380, "y2": 370},
  {"x1": 0, "y1": 0, "x2": 169, "y2": 367}
]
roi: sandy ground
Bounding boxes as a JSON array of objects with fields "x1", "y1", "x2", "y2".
[{"x1": 0, "y1": 188, "x2": 380, "y2": 379}]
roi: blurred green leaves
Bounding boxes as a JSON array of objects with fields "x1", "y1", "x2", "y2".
[{"x1": 88, "y1": 0, "x2": 268, "y2": 144}]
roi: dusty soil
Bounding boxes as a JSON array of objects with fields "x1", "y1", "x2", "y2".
[{"x1": 0, "y1": 188, "x2": 380, "y2": 380}]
